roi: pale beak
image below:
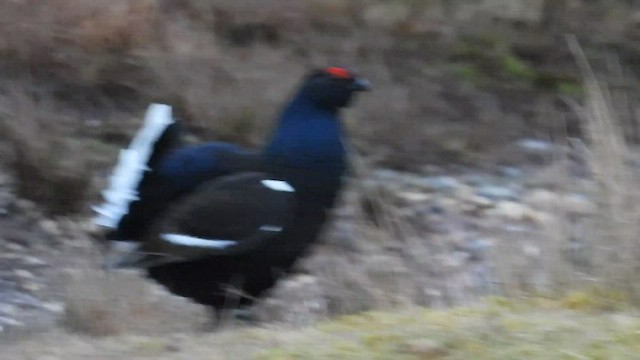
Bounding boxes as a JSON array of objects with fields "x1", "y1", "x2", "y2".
[{"x1": 351, "y1": 77, "x2": 372, "y2": 91}]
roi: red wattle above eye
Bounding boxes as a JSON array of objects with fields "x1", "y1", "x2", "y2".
[{"x1": 325, "y1": 67, "x2": 351, "y2": 79}]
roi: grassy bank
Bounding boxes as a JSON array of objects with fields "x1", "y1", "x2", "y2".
[{"x1": 5, "y1": 297, "x2": 640, "y2": 359}]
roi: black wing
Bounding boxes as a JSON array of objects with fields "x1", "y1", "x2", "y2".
[{"x1": 105, "y1": 172, "x2": 296, "y2": 268}]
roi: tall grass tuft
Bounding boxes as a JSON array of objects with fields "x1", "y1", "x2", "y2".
[{"x1": 564, "y1": 36, "x2": 640, "y2": 301}]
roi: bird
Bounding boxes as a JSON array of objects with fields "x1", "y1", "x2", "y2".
[{"x1": 92, "y1": 66, "x2": 370, "y2": 320}]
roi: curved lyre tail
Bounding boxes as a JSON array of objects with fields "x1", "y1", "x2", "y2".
[{"x1": 92, "y1": 104, "x2": 174, "y2": 229}]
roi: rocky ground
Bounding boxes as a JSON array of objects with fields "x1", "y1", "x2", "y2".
[
  {"x1": 0, "y1": 135, "x2": 600, "y2": 339},
  {"x1": 2, "y1": 2, "x2": 640, "y2": 358}
]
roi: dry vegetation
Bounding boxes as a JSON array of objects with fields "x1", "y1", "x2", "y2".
[
  {"x1": 3, "y1": 0, "x2": 640, "y2": 357},
  {"x1": 0, "y1": 84, "x2": 91, "y2": 214},
  {"x1": 569, "y1": 39, "x2": 640, "y2": 300},
  {"x1": 485, "y1": 37, "x2": 640, "y2": 305},
  {"x1": 5, "y1": 298, "x2": 640, "y2": 359},
  {"x1": 0, "y1": 0, "x2": 615, "y2": 197}
]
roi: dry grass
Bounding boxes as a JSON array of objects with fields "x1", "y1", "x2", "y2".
[
  {"x1": 0, "y1": 0, "x2": 583, "y2": 167},
  {"x1": 486, "y1": 36, "x2": 640, "y2": 305},
  {"x1": 62, "y1": 270, "x2": 208, "y2": 336},
  {"x1": 5, "y1": 298, "x2": 640, "y2": 359},
  {"x1": 0, "y1": 0, "x2": 159, "y2": 86},
  {"x1": 0, "y1": 84, "x2": 91, "y2": 215},
  {"x1": 2, "y1": 0, "x2": 640, "y2": 346},
  {"x1": 564, "y1": 36, "x2": 640, "y2": 300}
]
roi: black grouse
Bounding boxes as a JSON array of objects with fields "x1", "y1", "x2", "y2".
[{"x1": 93, "y1": 67, "x2": 370, "y2": 317}]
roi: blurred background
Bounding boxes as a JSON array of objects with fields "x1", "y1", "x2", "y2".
[{"x1": 2, "y1": 0, "x2": 640, "y2": 358}]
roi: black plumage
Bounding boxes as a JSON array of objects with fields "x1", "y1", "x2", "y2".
[{"x1": 93, "y1": 67, "x2": 370, "y2": 315}]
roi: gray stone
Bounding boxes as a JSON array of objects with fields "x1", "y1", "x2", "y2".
[
  {"x1": 562, "y1": 193, "x2": 596, "y2": 215},
  {"x1": 516, "y1": 138, "x2": 554, "y2": 154},
  {"x1": 498, "y1": 166, "x2": 524, "y2": 179},
  {"x1": 465, "y1": 195, "x2": 495, "y2": 209},
  {"x1": 524, "y1": 189, "x2": 557, "y2": 209},
  {"x1": 0, "y1": 290, "x2": 42, "y2": 308},
  {"x1": 525, "y1": 190, "x2": 595, "y2": 215},
  {"x1": 466, "y1": 238, "x2": 494, "y2": 258},
  {"x1": 523, "y1": 244, "x2": 541, "y2": 258},
  {"x1": 475, "y1": 185, "x2": 519, "y2": 201},
  {"x1": 39, "y1": 220, "x2": 61, "y2": 236},
  {"x1": 0, "y1": 315, "x2": 23, "y2": 327},
  {"x1": 22, "y1": 256, "x2": 47, "y2": 266},
  {"x1": 373, "y1": 169, "x2": 407, "y2": 182},
  {"x1": 14, "y1": 269, "x2": 35, "y2": 280},
  {"x1": 14, "y1": 199, "x2": 37, "y2": 213},
  {"x1": 0, "y1": 304, "x2": 16, "y2": 317},
  {"x1": 417, "y1": 176, "x2": 460, "y2": 192},
  {"x1": 461, "y1": 174, "x2": 493, "y2": 186},
  {"x1": 41, "y1": 302, "x2": 64, "y2": 314},
  {"x1": 395, "y1": 191, "x2": 432, "y2": 203},
  {"x1": 486, "y1": 201, "x2": 530, "y2": 221}
]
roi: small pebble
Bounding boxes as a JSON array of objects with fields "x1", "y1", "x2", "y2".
[
  {"x1": 42, "y1": 302, "x2": 65, "y2": 314},
  {"x1": 0, "y1": 315, "x2": 24, "y2": 327},
  {"x1": 14, "y1": 270, "x2": 35, "y2": 279},
  {"x1": 22, "y1": 256, "x2": 48, "y2": 266},
  {"x1": 517, "y1": 138, "x2": 554, "y2": 154},
  {"x1": 476, "y1": 185, "x2": 519, "y2": 201},
  {"x1": 39, "y1": 220, "x2": 61, "y2": 236},
  {"x1": 487, "y1": 201, "x2": 529, "y2": 221},
  {"x1": 395, "y1": 191, "x2": 431, "y2": 203},
  {"x1": 498, "y1": 166, "x2": 524, "y2": 178},
  {"x1": 417, "y1": 176, "x2": 460, "y2": 192}
]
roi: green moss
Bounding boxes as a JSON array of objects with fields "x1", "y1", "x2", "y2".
[
  {"x1": 451, "y1": 48, "x2": 538, "y2": 87},
  {"x1": 502, "y1": 55, "x2": 537, "y2": 83},
  {"x1": 556, "y1": 81, "x2": 584, "y2": 96},
  {"x1": 455, "y1": 64, "x2": 483, "y2": 83},
  {"x1": 449, "y1": 34, "x2": 582, "y2": 91}
]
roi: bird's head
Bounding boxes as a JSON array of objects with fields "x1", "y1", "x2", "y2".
[{"x1": 300, "y1": 67, "x2": 371, "y2": 110}]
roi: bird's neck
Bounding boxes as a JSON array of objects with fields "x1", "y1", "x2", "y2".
[{"x1": 263, "y1": 93, "x2": 346, "y2": 171}]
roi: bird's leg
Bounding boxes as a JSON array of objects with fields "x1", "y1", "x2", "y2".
[
  {"x1": 233, "y1": 306, "x2": 259, "y2": 324},
  {"x1": 218, "y1": 278, "x2": 261, "y2": 326},
  {"x1": 204, "y1": 307, "x2": 222, "y2": 332}
]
